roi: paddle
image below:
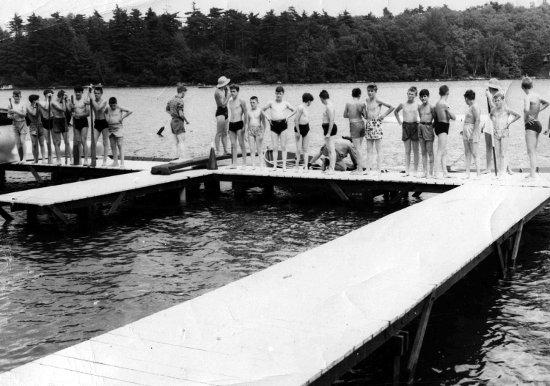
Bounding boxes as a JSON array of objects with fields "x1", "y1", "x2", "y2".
[
  {"x1": 486, "y1": 93, "x2": 498, "y2": 176},
  {"x1": 89, "y1": 87, "x2": 96, "y2": 167},
  {"x1": 71, "y1": 94, "x2": 80, "y2": 165}
]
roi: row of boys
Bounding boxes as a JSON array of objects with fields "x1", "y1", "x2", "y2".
[{"x1": 7, "y1": 86, "x2": 132, "y2": 168}]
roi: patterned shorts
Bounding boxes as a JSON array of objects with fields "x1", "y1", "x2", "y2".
[
  {"x1": 366, "y1": 119, "x2": 383, "y2": 140},
  {"x1": 248, "y1": 125, "x2": 263, "y2": 137}
]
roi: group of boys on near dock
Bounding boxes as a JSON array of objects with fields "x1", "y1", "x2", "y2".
[
  {"x1": 7, "y1": 86, "x2": 132, "y2": 168},
  {"x1": 208, "y1": 75, "x2": 547, "y2": 179}
]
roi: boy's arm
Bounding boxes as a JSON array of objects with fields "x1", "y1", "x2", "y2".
[
  {"x1": 309, "y1": 148, "x2": 323, "y2": 165},
  {"x1": 524, "y1": 95, "x2": 532, "y2": 122},
  {"x1": 240, "y1": 99, "x2": 247, "y2": 124},
  {"x1": 326, "y1": 106, "x2": 335, "y2": 137},
  {"x1": 473, "y1": 105, "x2": 481, "y2": 133},
  {"x1": 505, "y1": 108, "x2": 521, "y2": 128},
  {"x1": 120, "y1": 107, "x2": 133, "y2": 120},
  {"x1": 445, "y1": 103, "x2": 456, "y2": 120},
  {"x1": 485, "y1": 90, "x2": 496, "y2": 112},
  {"x1": 540, "y1": 97, "x2": 549, "y2": 112},
  {"x1": 295, "y1": 106, "x2": 303, "y2": 125},
  {"x1": 343, "y1": 103, "x2": 349, "y2": 118},
  {"x1": 261, "y1": 103, "x2": 271, "y2": 124},
  {"x1": 394, "y1": 103, "x2": 403, "y2": 125},
  {"x1": 285, "y1": 102, "x2": 296, "y2": 121},
  {"x1": 378, "y1": 100, "x2": 394, "y2": 120},
  {"x1": 50, "y1": 100, "x2": 63, "y2": 112}
]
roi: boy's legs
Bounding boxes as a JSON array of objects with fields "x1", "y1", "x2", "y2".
[
  {"x1": 302, "y1": 134, "x2": 310, "y2": 171},
  {"x1": 351, "y1": 137, "x2": 363, "y2": 174},
  {"x1": 52, "y1": 131, "x2": 62, "y2": 164},
  {"x1": 472, "y1": 142, "x2": 480, "y2": 176},
  {"x1": 30, "y1": 133, "x2": 38, "y2": 162},
  {"x1": 215, "y1": 116, "x2": 229, "y2": 154},
  {"x1": 81, "y1": 126, "x2": 89, "y2": 165},
  {"x1": 435, "y1": 133, "x2": 448, "y2": 177},
  {"x1": 249, "y1": 134, "x2": 257, "y2": 167},
  {"x1": 270, "y1": 131, "x2": 279, "y2": 171},
  {"x1": 525, "y1": 130, "x2": 538, "y2": 178},
  {"x1": 374, "y1": 139, "x2": 383, "y2": 172},
  {"x1": 365, "y1": 140, "x2": 373, "y2": 173},
  {"x1": 62, "y1": 131, "x2": 71, "y2": 164},
  {"x1": 73, "y1": 128, "x2": 82, "y2": 165},
  {"x1": 109, "y1": 134, "x2": 118, "y2": 167},
  {"x1": 403, "y1": 139, "x2": 411, "y2": 176},
  {"x1": 485, "y1": 132, "x2": 492, "y2": 172},
  {"x1": 257, "y1": 133, "x2": 265, "y2": 168},
  {"x1": 280, "y1": 130, "x2": 288, "y2": 171},
  {"x1": 294, "y1": 132, "x2": 302, "y2": 169},
  {"x1": 95, "y1": 128, "x2": 109, "y2": 166},
  {"x1": 426, "y1": 140, "x2": 434, "y2": 177},
  {"x1": 44, "y1": 128, "x2": 52, "y2": 164},
  {"x1": 38, "y1": 132, "x2": 45, "y2": 162},
  {"x1": 229, "y1": 129, "x2": 238, "y2": 168},
  {"x1": 463, "y1": 139, "x2": 471, "y2": 178},
  {"x1": 324, "y1": 136, "x2": 336, "y2": 173},
  {"x1": 501, "y1": 137, "x2": 511, "y2": 174},
  {"x1": 494, "y1": 138, "x2": 502, "y2": 175},
  {"x1": 118, "y1": 137, "x2": 124, "y2": 168},
  {"x1": 237, "y1": 128, "x2": 247, "y2": 167},
  {"x1": 419, "y1": 137, "x2": 427, "y2": 177},
  {"x1": 412, "y1": 139, "x2": 419, "y2": 175}
]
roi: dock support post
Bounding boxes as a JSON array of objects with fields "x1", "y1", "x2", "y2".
[
  {"x1": 391, "y1": 331, "x2": 408, "y2": 386},
  {"x1": 0, "y1": 169, "x2": 5, "y2": 188},
  {"x1": 328, "y1": 182, "x2": 350, "y2": 202},
  {"x1": 179, "y1": 187, "x2": 187, "y2": 205},
  {"x1": 510, "y1": 220, "x2": 524, "y2": 270},
  {"x1": 26, "y1": 166, "x2": 44, "y2": 184},
  {"x1": 26, "y1": 207, "x2": 38, "y2": 224},
  {"x1": 107, "y1": 192, "x2": 127, "y2": 215},
  {"x1": 263, "y1": 183, "x2": 274, "y2": 196},
  {"x1": 362, "y1": 190, "x2": 374, "y2": 205},
  {"x1": 0, "y1": 206, "x2": 13, "y2": 222},
  {"x1": 407, "y1": 291, "x2": 436, "y2": 385},
  {"x1": 51, "y1": 170, "x2": 61, "y2": 183},
  {"x1": 46, "y1": 205, "x2": 69, "y2": 225}
]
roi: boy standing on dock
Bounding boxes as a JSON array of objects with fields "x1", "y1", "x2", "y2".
[
  {"x1": 89, "y1": 86, "x2": 109, "y2": 166},
  {"x1": 364, "y1": 84, "x2": 394, "y2": 175},
  {"x1": 521, "y1": 77, "x2": 549, "y2": 179},
  {"x1": 320, "y1": 90, "x2": 337, "y2": 174},
  {"x1": 228, "y1": 85, "x2": 248, "y2": 169},
  {"x1": 491, "y1": 92, "x2": 520, "y2": 177},
  {"x1": 71, "y1": 86, "x2": 90, "y2": 166},
  {"x1": 104, "y1": 97, "x2": 132, "y2": 169},
  {"x1": 8, "y1": 90, "x2": 28, "y2": 162},
  {"x1": 246, "y1": 96, "x2": 266, "y2": 169},
  {"x1": 394, "y1": 87, "x2": 420, "y2": 177},
  {"x1": 214, "y1": 76, "x2": 231, "y2": 154},
  {"x1": 50, "y1": 90, "x2": 71, "y2": 165},
  {"x1": 166, "y1": 84, "x2": 189, "y2": 162},
  {"x1": 461, "y1": 90, "x2": 481, "y2": 179},
  {"x1": 418, "y1": 89, "x2": 435, "y2": 178},
  {"x1": 26, "y1": 94, "x2": 46, "y2": 163},
  {"x1": 343, "y1": 88, "x2": 366, "y2": 174},
  {"x1": 38, "y1": 89, "x2": 53, "y2": 164},
  {"x1": 261, "y1": 86, "x2": 296, "y2": 172},
  {"x1": 434, "y1": 85, "x2": 456, "y2": 178},
  {"x1": 294, "y1": 93, "x2": 314, "y2": 171}
]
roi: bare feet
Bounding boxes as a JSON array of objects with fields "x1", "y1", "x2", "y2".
[{"x1": 228, "y1": 164, "x2": 237, "y2": 169}]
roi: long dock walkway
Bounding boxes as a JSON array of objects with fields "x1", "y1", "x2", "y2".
[{"x1": 1, "y1": 180, "x2": 548, "y2": 385}]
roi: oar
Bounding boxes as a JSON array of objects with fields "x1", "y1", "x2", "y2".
[
  {"x1": 89, "y1": 87, "x2": 96, "y2": 167},
  {"x1": 71, "y1": 95, "x2": 80, "y2": 165},
  {"x1": 486, "y1": 94, "x2": 498, "y2": 176}
]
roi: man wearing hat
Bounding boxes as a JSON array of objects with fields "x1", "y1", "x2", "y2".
[
  {"x1": 214, "y1": 76, "x2": 231, "y2": 154},
  {"x1": 484, "y1": 78, "x2": 501, "y2": 173}
]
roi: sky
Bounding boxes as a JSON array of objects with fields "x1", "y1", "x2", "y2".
[{"x1": 0, "y1": 0, "x2": 538, "y2": 27}]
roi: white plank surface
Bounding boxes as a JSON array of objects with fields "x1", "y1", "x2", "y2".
[
  {"x1": 0, "y1": 169, "x2": 212, "y2": 207},
  {"x1": 1, "y1": 183, "x2": 549, "y2": 385}
]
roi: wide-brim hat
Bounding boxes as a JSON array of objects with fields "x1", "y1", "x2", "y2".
[
  {"x1": 217, "y1": 76, "x2": 230, "y2": 88},
  {"x1": 486, "y1": 78, "x2": 501, "y2": 90}
]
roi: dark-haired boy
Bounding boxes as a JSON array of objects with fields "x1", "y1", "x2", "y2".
[
  {"x1": 320, "y1": 90, "x2": 337, "y2": 174},
  {"x1": 394, "y1": 86, "x2": 420, "y2": 177},
  {"x1": 344, "y1": 88, "x2": 366, "y2": 174},
  {"x1": 365, "y1": 84, "x2": 394, "y2": 175},
  {"x1": 166, "y1": 84, "x2": 189, "y2": 162},
  {"x1": 434, "y1": 85, "x2": 456, "y2": 178},
  {"x1": 105, "y1": 97, "x2": 132, "y2": 168},
  {"x1": 71, "y1": 86, "x2": 90, "y2": 165},
  {"x1": 50, "y1": 90, "x2": 71, "y2": 164},
  {"x1": 38, "y1": 89, "x2": 53, "y2": 163},
  {"x1": 262, "y1": 86, "x2": 296, "y2": 172},
  {"x1": 418, "y1": 89, "x2": 435, "y2": 178},
  {"x1": 89, "y1": 86, "x2": 109, "y2": 166},
  {"x1": 522, "y1": 77, "x2": 549, "y2": 179},
  {"x1": 294, "y1": 92, "x2": 313, "y2": 171},
  {"x1": 26, "y1": 94, "x2": 45, "y2": 163},
  {"x1": 228, "y1": 84, "x2": 248, "y2": 168},
  {"x1": 246, "y1": 96, "x2": 266, "y2": 169},
  {"x1": 462, "y1": 89, "x2": 481, "y2": 178},
  {"x1": 8, "y1": 90, "x2": 28, "y2": 162}
]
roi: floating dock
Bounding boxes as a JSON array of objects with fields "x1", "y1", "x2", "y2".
[{"x1": 0, "y1": 180, "x2": 547, "y2": 385}]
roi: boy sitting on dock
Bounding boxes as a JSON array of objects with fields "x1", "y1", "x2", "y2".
[
  {"x1": 166, "y1": 84, "x2": 190, "y2": 162},
  {"x1": 394, "y1": 87, "x2": 420, "y2": 177},
  {"x1": 38, "y1": 89, "x2": 53, "y2": 164},
  {"x1": 310, "y1": 138, "x2": 359, "y2": 172},
  {"x1": 461, "y1": 90, "x2": 481, "y2": 178},
  {"x1": 418, "y1": 89, "x2": 435, "y2": 178},
  {"x1": 343, "y1": 88, "x2": 366, "y2": 175},
  {"x1": 50, "y1": 90, "x2": 71, "y2": 165},
  {"x1": 7, "y1": 90, "x2": 28, "y2": 162},
  {"x1": 246, "y1": 96, "x2": 266, "y2": 169},
  {"x1": 261, "y1": 86, "x2": 296, "y2": 172},
  {"x1": 89, "y1": 86, "x2": 109, "y2": 166},
  {"x1": 104, "y1": 97, "x2": 132, "y2": 169},
  {"x1": 71, "y1": 86, "x2": 90, "y2": 165},
  {"x1": 294, "y1": 93, "x2": 313, "y2": 171},
  {"x1": 434, "y1": 85, "x2": 456, "y2": 178},
  {"x1": 365, "y1": 84, "x2": 394, "y2": 175},
  {"x1": 521, "y1": 77, "x2": 549, "y2": 179},
  {"x1": 228, "y1": 85, "x2": 248, "y2": 169},
  {"x1": 491, "y1": 92, "x2": 520, "y2": 177},
  {"x1": 26, "y1": 94, "x2": 46, "y2": 163}
]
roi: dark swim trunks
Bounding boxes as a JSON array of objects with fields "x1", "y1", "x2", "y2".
[
  {"x1": 94, "y1": 119, "x2": 108, "y2": 131},
  {"x1": 434, "y1": 121, "x2": 450, "y2": 136},
  {"x1": 322, "y1": 123, "x2": 337, "y2": 136},
  {"x1": 215, "y1": 106, "x2": 228, "y2": 119},
  {"x1": 52, "y1": 117, "x2": 67, "y2": 133},
  {"x1": 271, "y1": 119, "x2": 287, "y2": 135},
  {"x1": 525, "y1": 120, "x2": 542, "y2": 134},
  {"x1": 74, "y1": 117, "x2": 88, "y2": 131},
  {"x1": 402, "y1": 122, "x2": 419, "y2": 141},
  {"x1": 295, "y1": 123, "x2": 310, "y2": 137},
  {"x1": 228, "y1": 121, "x2": 244, "y2": 133},
  {"x1": 41, "y1": 117, "x2": 52, "y2": 130}
]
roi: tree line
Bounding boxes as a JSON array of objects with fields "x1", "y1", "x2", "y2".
[{"x1": 0, "y1": 2, "x2": 549, "y2": 87}]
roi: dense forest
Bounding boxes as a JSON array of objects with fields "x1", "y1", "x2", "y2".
[{"x1": 0, "y1": 2, "x2": 550, "y2": 87}]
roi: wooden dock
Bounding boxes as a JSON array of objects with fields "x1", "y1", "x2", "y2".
[{"x1": 1, "y1": 177, "x2": 549, "y2": 385}]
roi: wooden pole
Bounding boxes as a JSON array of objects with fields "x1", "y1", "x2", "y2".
[
  {"x1": 71, "y1": 95, "x2": 80, "y2": 165},
  {"x1": 89, "y1": 88, "x2": 96, "y2": 167}
]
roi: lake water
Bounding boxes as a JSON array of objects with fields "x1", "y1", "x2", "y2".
[{"x1": 1, "y1": 80, "x2": 550, "y2": 384}]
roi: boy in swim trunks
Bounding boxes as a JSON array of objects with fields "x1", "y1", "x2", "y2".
[
  {"x1": 214, "y1": 76, "x2": 231, "y2": 154},
  {"x1": 343, "y1": 88, "x2": 366, "y2": 174},
  {"x1": 417, "y1": 89, "x2": 435, "y2": 178},
  {"x1": 522, "y1": 77, "x2": 549, "y2": 179},
  {"x1": 246, "y1": 96, "x2": 266, "y2": 169},
  {"x1": 70, "y1": 86, "x2": 90, "y2": 165},
  {"x1": 310, "y1": 138, "x2": 360, "y2": 172},
  {"x1": 320, "y1": 90, "x2": 338, "y2": 174},
  {"x1": 461, "y1": 90, "x2": 481, "y2": 178},
  {"x1": 294, "y1": 93, "x2": 314, "y2": 171},
  {"x1": 228, "y1": 84, "x2": 248, "y2": 168},
  {"x1": 261, "y1": 86, "x2": 296, "y2": 172},
  {"x1": 50, "y1": 90, "x2": 71, "y2": 165},
  {"x1": 89, "y1": 86, "x2": 109, "y2": 166},
  {"x1": 166, "y1": 85, "x2": 190, "y2": 162},
  {"x1": 26, "y1": 94, "x2": 46, "y2": 163},
  {"x1": 104, "y1": 97, "x2": 132, "y2": 168},
  {"x1": 394, "y1": 86, "x2": 420, "y2": 177},
  {"x1": 434, "y1": 85, "x2": 456, "y2": 178},
  {"x1": 365, "y1": 84, "x2": 394, "y2": 175},
  {"x1": 8, "y1": 90, "x2": 28, "y2": 162},
  {"x1": 38, "y1": 89, "x2": 54, "y2": 164},
  {"x1": 491, "y1": 92, "x2": 520, "y2": 177}
]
